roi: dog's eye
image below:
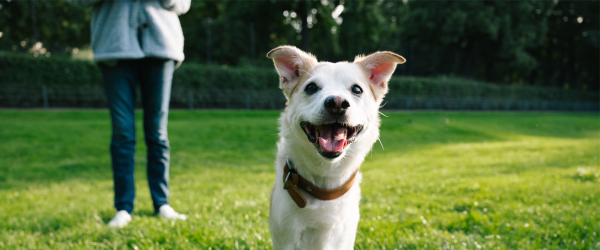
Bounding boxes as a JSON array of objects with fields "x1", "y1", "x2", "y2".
[
  {"x1": 304, "y1": 83, "x2": 319, "y2": 94},
  {"x1": 351, "y1": 85, "x2": 363, "y2": 95}
]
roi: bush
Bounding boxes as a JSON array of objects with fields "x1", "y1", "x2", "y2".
[
  {"x1": 388, "y1": 76, "x2": 599, "y2": 102},
  {"x1": 173, "y1": 63, "x2": 280, "y2": 90},
  {"x1": 0, "y1": 52, "x2": 103, "y2": 86},
  {"x1": 0, "y1": 52, "x2": 597, "y2": 107}
]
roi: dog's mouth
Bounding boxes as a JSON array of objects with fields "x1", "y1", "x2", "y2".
[{"x1": 301, "y1": 121, "x2": 364, "y2": 159}]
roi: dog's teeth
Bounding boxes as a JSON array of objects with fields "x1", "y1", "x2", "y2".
[{"x1": 344, "y1": 129, "x2": 348, "y2": 139}]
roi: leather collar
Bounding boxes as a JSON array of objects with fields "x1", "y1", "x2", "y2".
[{"x1": 283, "y1": 157, "x2": 358, "y2": 208}]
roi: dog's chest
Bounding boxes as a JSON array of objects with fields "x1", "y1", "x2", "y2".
[
  {"x1": 295, "y1": 194, "x2": 356, "y2": 224},
  {"x1": 275, "y1": 187, "x2": 361, "y2": 248}
]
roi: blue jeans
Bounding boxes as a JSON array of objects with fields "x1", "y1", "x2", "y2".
[{"x1": 100, "y1": 58, "x2": 174, "y2": 214}]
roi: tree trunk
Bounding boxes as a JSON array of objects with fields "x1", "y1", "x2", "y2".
[
  {"x1": 30, "y1": 0, "x2": 38, "y2": 44},
  {"x1": 300, "y1": 0, "x2": 310, "y2": 52}
]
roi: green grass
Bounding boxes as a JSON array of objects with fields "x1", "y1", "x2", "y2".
[{"x1": 0, "y1": 110, "x2": 598, "y2": 249}]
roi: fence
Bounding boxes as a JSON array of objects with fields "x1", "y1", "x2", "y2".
[{"x1": 1, "y1": 84, "x2": 597, "y2": 111}]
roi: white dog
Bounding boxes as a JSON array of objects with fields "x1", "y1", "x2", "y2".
[{"x1": 267, "y1": 46, "x2": 405, "y2": 249}]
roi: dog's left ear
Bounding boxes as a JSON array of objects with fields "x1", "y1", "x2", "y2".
[
  {"x1": 355, "y1": 52, "x2": 406, "y2": 100},
  {"x1": 267, "y1": 46, "x2": 317, "y2": 98}
]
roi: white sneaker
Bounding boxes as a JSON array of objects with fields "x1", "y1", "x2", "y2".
[
  {"x1": 159, "y1": 205, "x2": 187, "y2": 220},
  {"x1": 108, "y1": 210, "x2": 132, "y2": 228}
]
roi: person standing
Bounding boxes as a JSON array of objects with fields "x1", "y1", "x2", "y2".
[{"x1": 86, "y1": 0, "x2": 191, "y2": 227}]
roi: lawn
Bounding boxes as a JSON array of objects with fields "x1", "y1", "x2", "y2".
[{"x1": 0, "y1": 110, "x2": 598, "y2": 249}]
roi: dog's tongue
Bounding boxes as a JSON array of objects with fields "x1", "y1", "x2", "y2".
[{"x1": 317, "y1": 125, "x2": 347, "y2": 153}]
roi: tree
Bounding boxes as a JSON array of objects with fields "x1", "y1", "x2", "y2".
[
  {"x1": 0, "y1": 0, "x2": 596, "y2": 90},
  {"x1": 178, "y1": 0, "x2": 338, "y2": 67},
  {"x1": 381, "y1": 1, "x2": 555, "y2": 83},
  {"x1": 529, "y1": 0, "x2": 599, "y2": 89},
  {"x1": 0, "y1": 0, "x2": 91, "y2": 57}
]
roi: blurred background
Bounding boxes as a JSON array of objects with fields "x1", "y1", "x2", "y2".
[
  {"x1": 0, "y1": 0, "x2": 598, "y2": 110},
  {"x1": 1, "y1": 2, "x2": 599, "y2": 248}
]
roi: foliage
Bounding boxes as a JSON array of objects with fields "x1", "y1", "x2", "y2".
[
  {"x1": 0, "y1": 51, "x2": 101, "y2": 85},
  {"x1": 0, "y1": 0, "x2": 91, "y2": 56},
  {"x1": 1, "y1": 0, "x2": 598, "y2": 90},
  {"x1": 178, "y1": 1, "x2": 337, "y2": 67},
  {"x1": 388, "y1": 76, "x2": 599, "y2": 102},
  {"x1": 1, "y1": 52, "x2": 597, "y2": 106},
  {"x1": 397, "y1": 1, "x2": 553, "y2": 82},
  {"x1": 0, "y1": 110, "x2": 598, "y2": 249},
  {"x1": 528, "y1": 1, "x2": 600, "y2": 90}
]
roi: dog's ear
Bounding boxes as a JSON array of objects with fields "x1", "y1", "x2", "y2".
[
  {"x1": 267, "y1": 46, "x2": 317, "y2": 98},
  {"x1": 355, "y1": 51, "x2": 405, "y2": 100}
]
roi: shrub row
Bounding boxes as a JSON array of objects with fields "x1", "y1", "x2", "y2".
[
  {"x1": 1, "y1": 52, "x2": 597, "y2": 102},
  {"x1": 389, "y1": 76, "x2": 598, "y2": 102},
  {"x1": 0, "y1": 52, "x2": 103, "y2": 86}
]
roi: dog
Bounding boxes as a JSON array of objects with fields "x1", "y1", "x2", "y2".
[{"x1": 267, "y1": 46, "x2": 405, "y2": 249}]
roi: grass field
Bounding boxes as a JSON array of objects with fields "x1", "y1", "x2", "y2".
[{"x1": 0, "y1": 110, "x2": 598, "y2": 249}]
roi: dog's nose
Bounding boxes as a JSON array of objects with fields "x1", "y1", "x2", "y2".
[{"x1": 324, "y1": 96, "x2": 350, "y2": 115}]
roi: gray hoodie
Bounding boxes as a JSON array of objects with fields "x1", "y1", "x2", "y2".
[{"x1": 86, "y1": 0, "x2": 191, "y2": 65}]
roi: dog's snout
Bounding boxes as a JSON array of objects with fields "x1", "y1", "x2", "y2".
[{"x1": 324, "y1": 96, "x2": 350, "y2": 115}]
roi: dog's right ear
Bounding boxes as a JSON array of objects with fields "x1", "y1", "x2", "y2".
[{"x1": 267, "y1": 46, "x2": 317, "y2": 98}]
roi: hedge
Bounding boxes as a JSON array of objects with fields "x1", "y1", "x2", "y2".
[
  {"x1": 0, "y1": 52, "x2": 103, "y2": 86},
  {"x1": 388, "y1": 76, "x2": 599, "y2": 102},
  {"x1": 1, "y1": 52, "x2": 598, "y2": 103}
]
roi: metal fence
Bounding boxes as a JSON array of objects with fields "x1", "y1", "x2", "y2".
[{"x1": 1, "y1": 84, "x2": 598, "y2": 111}]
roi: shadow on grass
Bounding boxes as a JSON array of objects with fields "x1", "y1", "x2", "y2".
[
  {"x1": 133, "y1": 209, "x2": 159, "y2": 218},
  {"x1": 1, "y1": 110, "x2": 597, "y2": 191},
  {"x1": 383, "y1": 111, "x2": 598, "y2": 139}
]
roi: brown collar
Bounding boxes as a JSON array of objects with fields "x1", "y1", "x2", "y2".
[{"x1": 283, "y1": 159, "x2": 358, "y2": 208}]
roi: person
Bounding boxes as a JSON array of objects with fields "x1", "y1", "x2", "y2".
[{"x1": 85, "y1": 0, "x2": 191, "y2": 227}]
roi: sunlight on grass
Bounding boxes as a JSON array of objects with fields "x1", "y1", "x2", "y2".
[{"x1": 0, "y1": 110, "x2": 598, "y2": 249}]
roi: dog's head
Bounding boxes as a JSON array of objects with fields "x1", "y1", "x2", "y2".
[{"x1": 268, "y1": 46, "x2": 405, "y2": 161}]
